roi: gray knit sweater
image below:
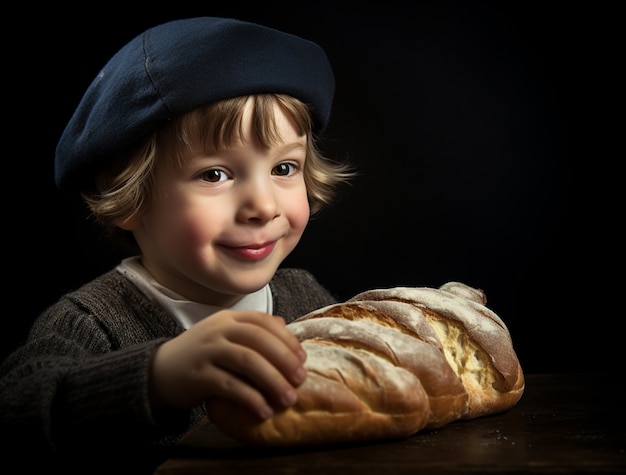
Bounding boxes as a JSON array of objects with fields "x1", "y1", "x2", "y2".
[{"x1": 0, "y1": 266, "x2": 336, "y2": 470}]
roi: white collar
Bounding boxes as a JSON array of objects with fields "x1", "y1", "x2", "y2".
[{"x1": 116, "y1": 256, "x2": 272, "y2": 329}]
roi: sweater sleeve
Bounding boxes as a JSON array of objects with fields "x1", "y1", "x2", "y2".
[{"x1": 0, "y1": 271, "x2": 201, "y2": 461}]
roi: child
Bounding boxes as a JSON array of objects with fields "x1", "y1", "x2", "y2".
[{"x1": 0, "y1": 17, "x2": 353, "y2": 471}]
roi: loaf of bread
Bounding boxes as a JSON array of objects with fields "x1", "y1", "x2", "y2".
[{"x1": 207, "y1": 282, "x2": 524, "y2": 446}]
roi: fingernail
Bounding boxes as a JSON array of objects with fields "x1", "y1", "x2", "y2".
[
  {"x1": 282, "y1": 388, "x2": 297, "y2": 406},
  {"x1": 293, "y1": 366, "x2": 307, "y2": 384},
  {"x1": 259, "y1": 405, "x2": 274, "y2": 420}
]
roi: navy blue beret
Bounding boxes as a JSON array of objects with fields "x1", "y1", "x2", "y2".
[{"x1": 55, "y1": 17, "x2": 335, "y2": 190}]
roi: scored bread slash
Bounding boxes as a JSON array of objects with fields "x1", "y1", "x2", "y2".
[{"x1": 207, "y1": 282, "x2": 525, "y2": 446}]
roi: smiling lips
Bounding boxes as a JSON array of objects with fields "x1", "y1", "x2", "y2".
[{"x1": 224, "y1": 241, "x2": 277, "y2": 261}]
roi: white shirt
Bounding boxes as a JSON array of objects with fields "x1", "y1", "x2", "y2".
[{"x1": 116, "y1": 256, "x2": 273, "y2": 329}]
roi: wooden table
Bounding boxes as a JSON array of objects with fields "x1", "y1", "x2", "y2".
[{"x1": 154, "y1": 373, "x2": 626, "y2": 474}]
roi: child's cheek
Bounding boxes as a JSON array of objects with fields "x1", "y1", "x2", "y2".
[
  {"x1": 290, "y1": 195, "x2": 311, "y2": 235},
  {"x1": 168, "y1": 209, "x2": 220, "y2": 258}
]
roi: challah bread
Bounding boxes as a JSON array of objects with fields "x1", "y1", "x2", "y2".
[{"x1": 206, "y1": 282, "x2": 524, "y2": 446}]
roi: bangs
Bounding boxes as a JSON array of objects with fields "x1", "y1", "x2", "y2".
[{"x1": 174, "y1": 94, "x2": 312, "y2": 156}]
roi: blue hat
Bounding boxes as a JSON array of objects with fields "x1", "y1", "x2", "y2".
[{"x1": 55, "y1": 17, "x2": 335, "y2": 190}]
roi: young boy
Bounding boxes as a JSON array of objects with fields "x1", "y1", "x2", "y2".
[{"x1": 1, "y1": 17, "x2": 353, "y2": 470}]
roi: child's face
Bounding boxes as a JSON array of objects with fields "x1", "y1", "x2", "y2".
[{"x1": 128, "y1": 99, "x2": 310, "y2": 306}]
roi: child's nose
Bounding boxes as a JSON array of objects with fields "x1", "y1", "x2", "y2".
[{"x1": 236, "y1": 179, "x2": 280, "y2": 223}]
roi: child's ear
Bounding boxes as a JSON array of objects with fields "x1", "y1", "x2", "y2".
[{"x1": 114, "y1": 216, "x2": 141, "y2": 231}]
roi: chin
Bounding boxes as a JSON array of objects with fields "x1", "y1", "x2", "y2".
[{"x1": 229, "y1": 269, "x2": 276, "y2": 294}]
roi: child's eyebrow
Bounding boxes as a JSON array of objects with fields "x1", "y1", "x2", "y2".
[{"x1": 275, "y1": 141, "x2": 307, "y2": 155}]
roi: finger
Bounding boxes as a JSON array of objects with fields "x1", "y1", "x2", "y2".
[
  {"x1": 205, "y1": 366, "x2": 275, "y2": 420},
  {"x1": 216, "y1": 340, "x2": 302, "y2": 408},
  {"x1": 221, "y1": 318, "x2": 307, "y2": 388},
  {"x1": 274, "y1": 316, "x2": 306, "y2": 363},
  {"x1": 233, "y1": 312, "x2": 306, "y2": 363}
]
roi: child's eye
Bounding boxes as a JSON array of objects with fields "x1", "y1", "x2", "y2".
[
  {"x1": 199, "y1": 168, "x2": 228, "y2": 183},
  {"x1": 273, "y1": 162, "x2": 299, "y2": 177}
]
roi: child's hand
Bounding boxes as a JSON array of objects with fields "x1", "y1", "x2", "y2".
[{"x1": 149, "y1": 310, "x2": 307, "y2": 420}]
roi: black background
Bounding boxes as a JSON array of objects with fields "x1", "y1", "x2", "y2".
[{"x1": 5, "y1": 1, "x2": 621, "y2": 374}]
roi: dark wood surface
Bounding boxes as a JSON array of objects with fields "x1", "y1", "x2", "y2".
[{"x1": 154, "y1": 373, "x2": 626, "y2": 474}]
